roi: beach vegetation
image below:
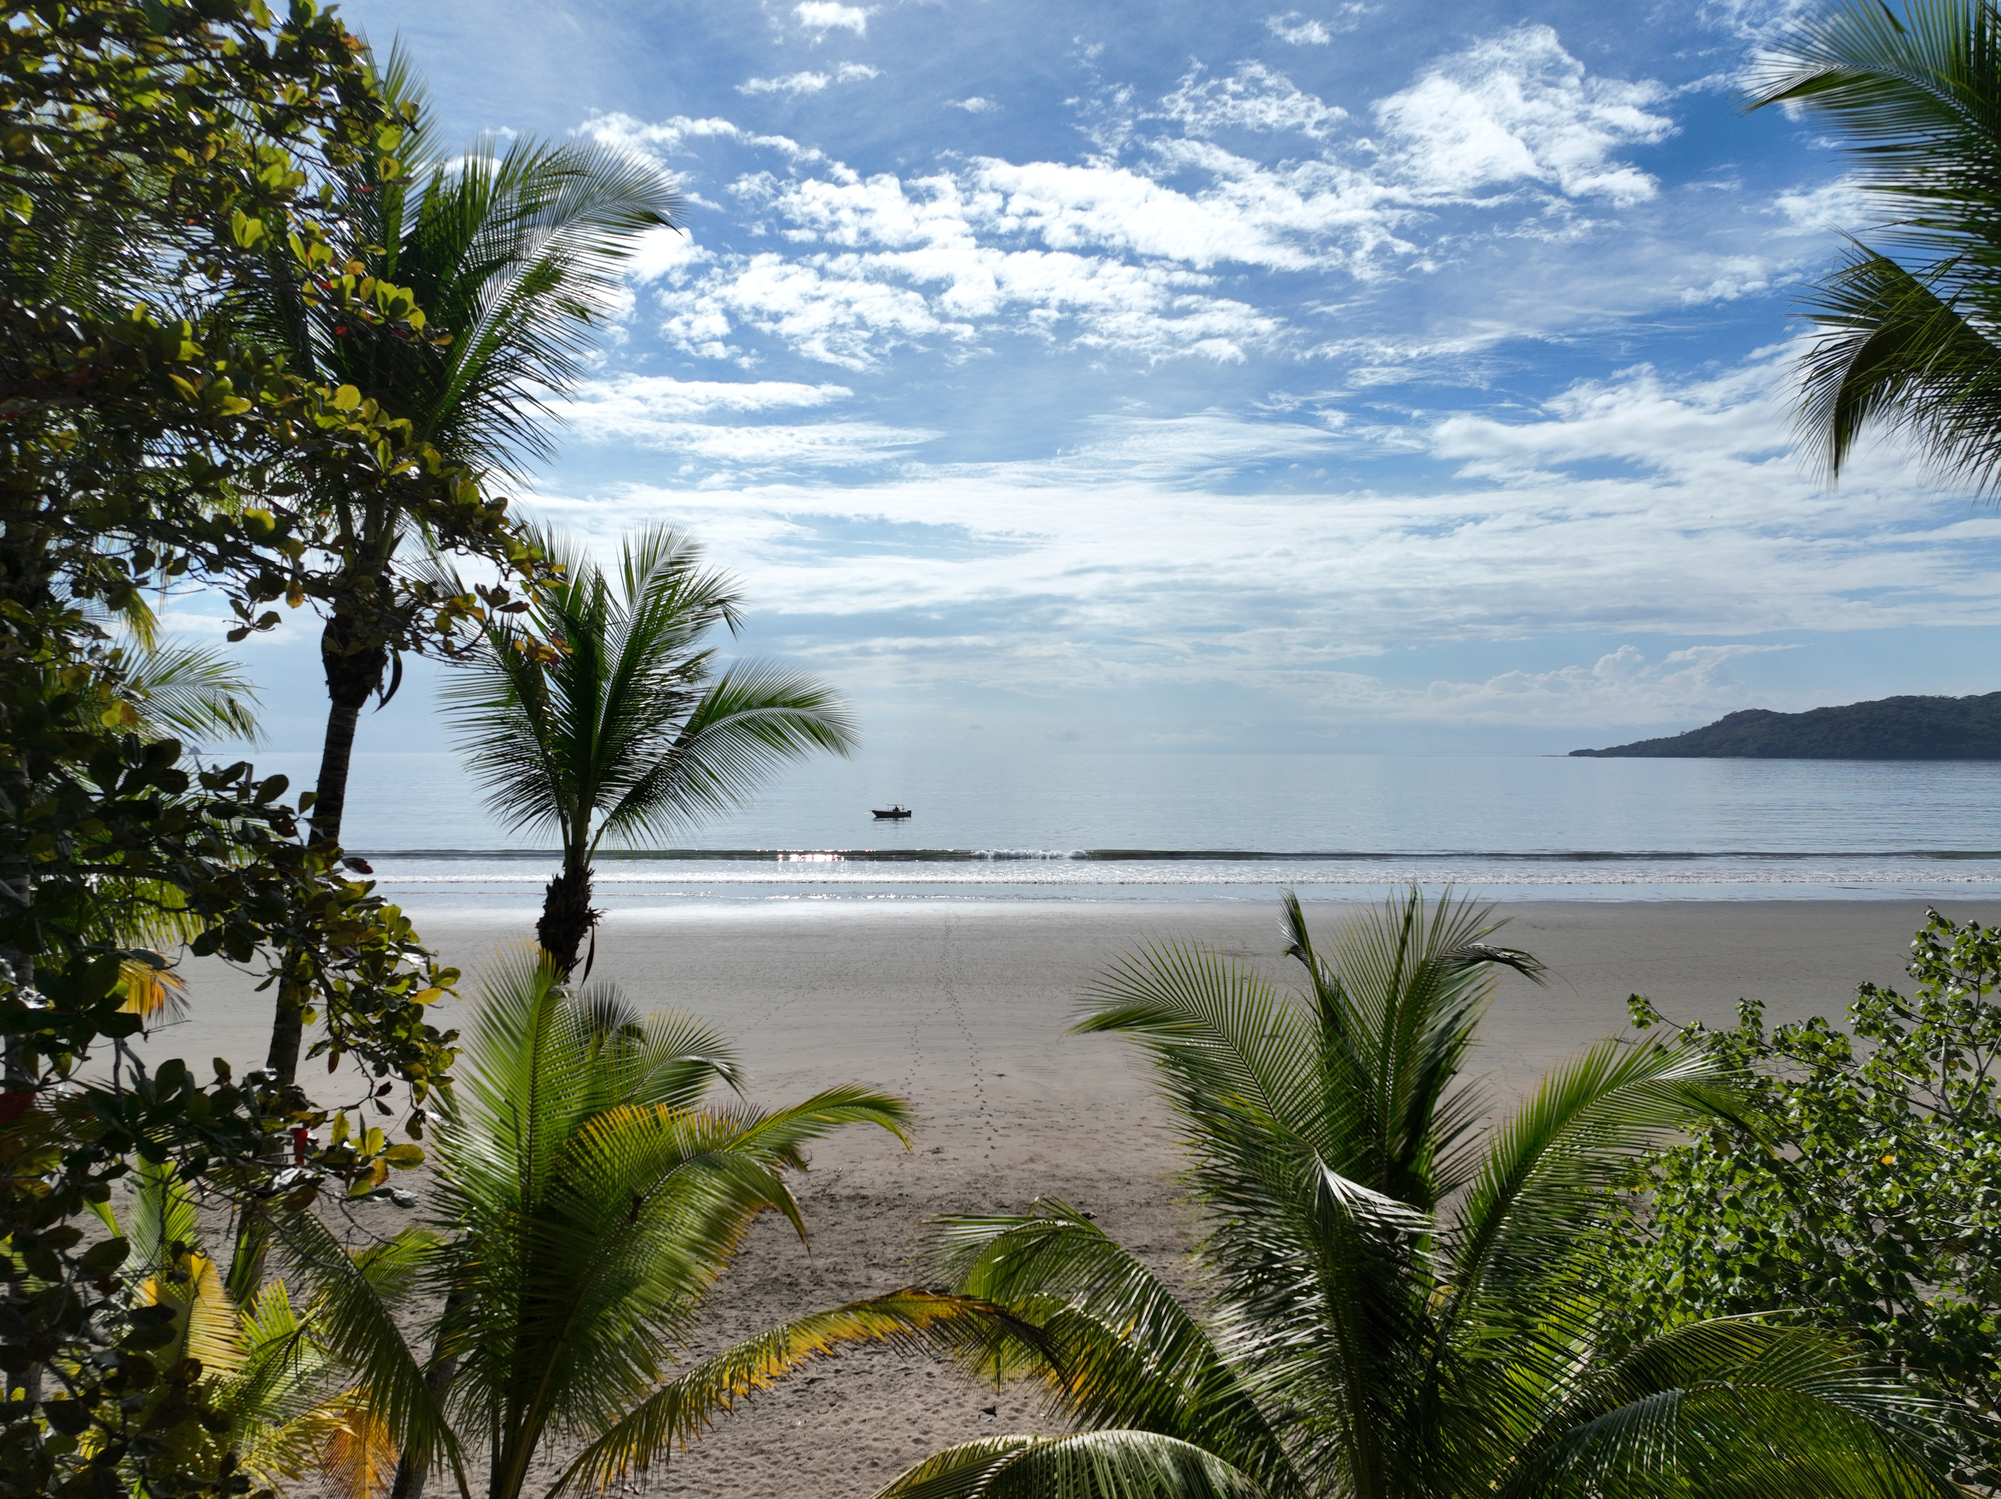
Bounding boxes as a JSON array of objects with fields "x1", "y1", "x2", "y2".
[
  {"x1": 1608, "y1": 906, "x2": 2001, "y2": 1483},
  {"x1": 84, "y1": 1157, "x2": 434, "y2": 1499},
  {"x1": 1753, "y1": 0, "x2": 2001, "y2": 491},
  {"x1": 383, "y1": 945, "x2": 961, "y2": 1499},
  {"x1": 440, "y1": 527, "x2": 857, "y2": 974},
  {"x1": 0, "y1": 3, "x2": 501, "y2": 1489},
  {"x1": 242, "y1": 51, "x2": 675, "y2": 1087},
  {"x1": 878, "y1": 891, "x2": 1958, "y2": 1498}
]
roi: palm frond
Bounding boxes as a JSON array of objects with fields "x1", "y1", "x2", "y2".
[
  {"x1": 262, "y1": 1209, "x2": 461, "y2": 1490},
  {"x1": 1795, "y1": 245, "x2": 2001, "y2": 486},
  {"x1": 1750, "y1": 1, "x2": 2001, "y2": 489},
  {"x1": 923, "y1": 1204, "x2": 1299, "y2": 1492},
  {"x1": 596, "y1": 663, "x2": 859, "y2": 847},
  {"x1": 1440, "y1": 1036, "x2": 1738, "y2": 1334},
  {"x1": 1504, "y1": 1319, "x2": 1958, "y2": 1499},
  {"x1": 870, "y1": 1432, "x2": 1269, "y2": 1499},
  {"x1": 551, "y1": 1290, "x2": 1017, "y2": 1495},
  {"x1": 115, "y1": 638, "x2": 263, "y2": 746}
]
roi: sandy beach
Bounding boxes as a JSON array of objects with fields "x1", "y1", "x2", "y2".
[{"x1": 145, "y1": 895, "x2": 2001, "y2": 1497}]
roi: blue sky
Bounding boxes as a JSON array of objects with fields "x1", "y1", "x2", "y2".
[{"x1": 212, "y1": 0, "x2": 2001, "y2": 756}]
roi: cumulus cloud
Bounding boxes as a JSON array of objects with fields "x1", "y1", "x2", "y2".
[
  {"x1": 1373, "y1": 25, "x2": 1675, "y2": 205},
  {"x1": 1264, "y1": 7, "x2": 1369, "y2": 44},
  {"x1": 795, "y1": 1, "x2": 870, "y2": 36},
  {"x1": 1413, "y1": 644, "x2": 1793, "y2": 726},
  {"x1": 624, "y1": 225, "x2": 708, "y2": 283},
  {"x1": 950, "y1": 96, "x2": 999, "y2": 113},
  {"x1": 739, "y1": 62, "x2": 880, "y2": 96},
  {"x1": 599, "y1": 25, "x2": 1704, "y2": 371}
]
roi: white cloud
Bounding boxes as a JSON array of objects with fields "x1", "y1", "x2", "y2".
[
  {"x1": 595, "y1": 25, "x2": 1718, "y2": 370},
  {"x1": 739, "y1": 62, "x2": 880, "y2": 96},
  {"x1": 1265, "y1": 12, "x2": 1333, "y2": 44},
  {"x1": 794, "y1": 1, "x2": 871, "y2": 35},
  {"x1": 1413, "y1": 644, "x2": 1794, "y2": 726},
  {"x1": 583, "y1": 111, "x2": 831, "y2": 167},
  {"x1": 1264, "y1": 7, "x2": 1369, "y2": 44},
  {"x1": 624, "y1": 225, "x2": 709, "y2": 283},
  {"x1": 565, "y1": 375, "x2": 852, "y2": 420},
  {"x1": 526, "y1": 354, "x2": 2001, "y2": 722},
  {"x1": 555, "y1": 376, "x2": 934, "y2": 468},
  {"x1": 1373, "y1": 25, "x2": 1675, "y2": 205},
  {"x1": 950, "y1": 97, "x2": 999, "y2": 114},
  {"x1": 1772, "y1": 178, "x2": 1874, "y2": 234},
  {"x1": 1158, "y1": 63, "x2": 1348, "y2": 139}
]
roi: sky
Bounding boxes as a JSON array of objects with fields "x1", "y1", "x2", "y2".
[{"x1": 208, "y1": 0, "x2": 2001, "y2": 758}]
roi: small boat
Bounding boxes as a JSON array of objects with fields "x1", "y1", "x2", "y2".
[{"x1": 872, "y1": 804, "x2": 913, "y2": 819}]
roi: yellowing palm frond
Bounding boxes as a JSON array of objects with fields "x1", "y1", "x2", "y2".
[
  {"x1": 118, "y1": 955, "x2": 188, "y2": 1026},
  {"x1": 320, "y1": 1394, "x2": 400, "y2": 1499}
]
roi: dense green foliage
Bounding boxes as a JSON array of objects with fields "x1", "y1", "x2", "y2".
[
  {"x1": 0, "y1": 2, "x2": 550, "y2": 1492},
  {"x1": 1607, "y1": 908, "x2": 2001, "y2": 1482},
  {"x1": 1570, "y1": 692, "x2": 2001, "y2": 758},
  {"x1": 877, "y1": 893, "x2": 1955, "y2": 1499},
  {"x1": 1749, "y1": 0, "x2": 2001, "y2": 489},
  {"x1": 440, "y1": 527, "x2": 856, "y2": 973}
]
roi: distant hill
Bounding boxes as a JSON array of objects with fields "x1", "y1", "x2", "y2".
[{"x1": 1570, "y1": 692, "x2": 2001, "y2": 759}]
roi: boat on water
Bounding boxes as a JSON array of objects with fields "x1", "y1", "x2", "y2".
[{"x1": 872, "y1": 805, "x2": 913, "y2": 819}]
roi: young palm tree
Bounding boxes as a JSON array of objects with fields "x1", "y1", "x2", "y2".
[
  {"x1": 89, "y1": 1159, "x2": 431, "y2": 1498},
  {"x1": 1753, "y1": 1, "x2": 2001, "y2": 489},
  {"x1": 386, "y1": 945, "x2": 961, "y2": 1499},
  {"x1": 440, "y1": 526, "x2": 857, "y2": 973},
  {"x1": 876, "y1": 891, "x2": 1957, "y2": 1498},
  {"x1": 255, "y1": 51, "x2": 681, "y2": 1082}
]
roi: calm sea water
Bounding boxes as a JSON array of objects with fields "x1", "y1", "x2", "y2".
[{"x1": 234, "y1": 750, "x2": 2001, "y2": 911}]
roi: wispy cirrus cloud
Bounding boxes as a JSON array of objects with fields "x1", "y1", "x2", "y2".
[
  {"x1": 523, "y1": 354, "x2": 2001, "y2": 725},
  {"x1": 739, "y1": 62, "x2": 880, "y2": 96}
]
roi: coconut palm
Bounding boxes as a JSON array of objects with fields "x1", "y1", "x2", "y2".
[
  {"x1": 254, "y1": 50, "x2": 681, "y2": 1082},
  {"x1": 439, "y1": 527, "x2": 857, "y2": 974},
  {"x1": 87, "y1": 1158, "x2": 432, "y2": 1498},
  {"x1": 876, "y1": 890, "x2": 1956, "y2": 1498},
  {"x1": 385, "y1": 945, "x2": 963, "y2": 1499},
  {"x1": 1753, "y1": 0, "x2": 2001, "y2": 489}
]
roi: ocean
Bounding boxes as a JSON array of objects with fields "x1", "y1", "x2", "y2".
[{"x1": 237, "y1": 749, "x2": 2001, "y2": 913}]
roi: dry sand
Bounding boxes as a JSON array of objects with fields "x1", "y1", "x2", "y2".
[{"x1": 140, "y1": 895, "x2": 2001, "y2": 1497}]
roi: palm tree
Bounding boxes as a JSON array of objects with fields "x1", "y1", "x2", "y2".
[
  {"x1": 875, "y1": 891, "x2": 1956, "y2": 1498},
  {"x1": 439, "y1": 526, "x2": 857, "y2": 974},
  {"x1": 254, "y1": 50, "x2": 681, "y2": 1082},
  {"x1": 88, "y1": 1158, "x2": 431, "y2": 1498},
  {"x1": 386, "y1": 944, "x2": 963, "y2": 1499},
  {"x1": 1753, "y1": 1, "x2": 2001, "y2": 489}
]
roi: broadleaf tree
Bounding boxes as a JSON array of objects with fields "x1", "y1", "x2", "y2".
[
  {"x1": 0, "y1": 3, "x2": 540, "y2": 1492},
  {"x1": 1606, "y1": 907, "x2": 2001, "y2": 1484}
]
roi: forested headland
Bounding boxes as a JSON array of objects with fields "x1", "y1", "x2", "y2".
[{"x1": 1572, "y1": 691, "x2": 2001, "y2": 758}]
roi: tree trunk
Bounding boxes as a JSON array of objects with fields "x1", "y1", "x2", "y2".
[
  {"x1": 264, "y1": 611, "x2": 386, "y2": 1087},
  {"x1": 386, "y1": 1290, "x2": 465, "y2": 1499},
  {"x1": 536, "y1": 865, "x2": 598, "y2": 977}
]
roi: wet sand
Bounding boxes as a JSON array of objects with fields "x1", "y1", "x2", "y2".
[{"x1": 143, "y1": 896, "x2": 2000, "y2": 1497}]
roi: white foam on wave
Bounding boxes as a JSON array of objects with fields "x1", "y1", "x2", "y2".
[{"x1": 364, "y1": 855, "x2": 2001, "y2": 889}]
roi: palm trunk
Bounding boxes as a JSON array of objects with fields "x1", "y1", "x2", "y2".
[
  {"x1": 387, "y1": 1290, "x2": 465, "y2": 1499},
  {"x1": 535, "y1": 862, "x2": 597, "y2": 977},
  {"x1": 264, "y1": 611, "x2": 386, "y2": 1087}
]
